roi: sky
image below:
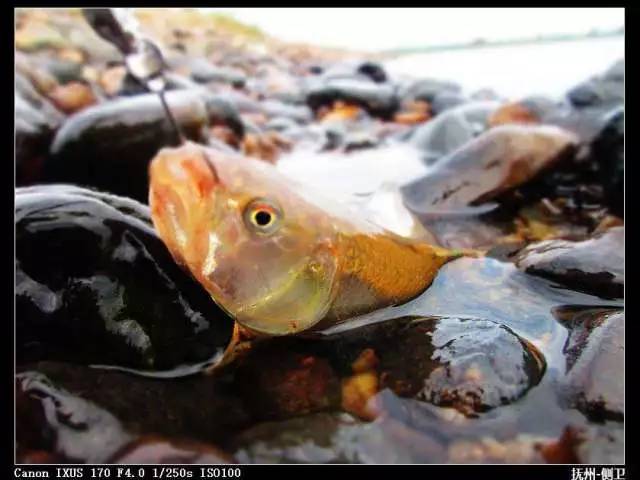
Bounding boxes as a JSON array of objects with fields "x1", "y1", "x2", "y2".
[{"x1": 203, "y1": 8, "x2": 624, "y2": 51}]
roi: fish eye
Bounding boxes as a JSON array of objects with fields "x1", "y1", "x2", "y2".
[
  {"x1": 243, "y1": 198, "x2": 282, "y2": 235},
  {"x1": 253, "y1": 210, "x2": 273, "y2": 227}
]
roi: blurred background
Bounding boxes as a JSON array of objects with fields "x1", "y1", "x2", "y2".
[{"x1": 205, "y1": 8, "x2": 624, "y2": 98}]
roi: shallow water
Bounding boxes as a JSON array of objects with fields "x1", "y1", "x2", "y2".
[{"x1": 318, "y1": 256, "x2": 621, "y2": 433}]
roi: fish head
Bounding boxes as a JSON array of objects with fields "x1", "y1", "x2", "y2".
[{"x1": 149, "y1": 142, "x2": 340, "y2": 335}]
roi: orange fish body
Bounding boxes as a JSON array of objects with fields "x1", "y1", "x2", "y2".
[{"x1": 149, "y1": 142, "x2": 456, "y2": 335}]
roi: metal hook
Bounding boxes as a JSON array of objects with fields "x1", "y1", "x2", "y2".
[{"x1": 82, "y1": 8, "x2": 185, "y2": 145}]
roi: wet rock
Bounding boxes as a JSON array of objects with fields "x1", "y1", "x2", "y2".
[
  {"x1": 17, "y1": 370, "x2": 235, "y2": 464},
  {"x1": 559, "y1": 309, "x2": 624, "y2": 421},
  {"x1": 305, "y1": 78, "x2": 399, "y2": 120},
  {"x1": 402, "y1": 124, "x2": 578, "y2": 214},
  {"x1": 19, "y1": 361, "x2": 252, "y2": 445},
  {"x1": 232, "y1": 347, "x2": 342, "y2": 420},
  {"x1": 430, "y1": 90, "x2": 467, "y2": 115},
  {"x1": 232, "y1": 410, "x2": 448, "y2": 464},
  {"x1": 232, "y1": 412, "x2": 367, "y2": 463},
  {"x1": 355, "y1": 61, "x2": 388, "y2": 83},
  {"x1": 591, "y1": 108, "x2": 623, "y2": 216},
  {"x1": 508, "y1": 103, "x2": 623, "y2": 218},
  {"x1": 489, "y1": 101, "x2": 541, "y2": 127},
  {"x1": 319, "y1": 60, "x2": 389, "y2": 84},
  {"x1": 15, "y1": 92, "x2": 60, "y2": 185},
  {"x1": 260, "y1": 99, "x2": 313, "y2": 123},
  {"x1": 221, "y1": 315, "x2": 546, "y2": 419},
  {"x1": 47, "y1": 81, "x2": 98, "y2": 114},
  {"x1": 409, "y1": 101, "x2": 501, "y2": 164},
  {"x1": 16, "y1": 185, "x2": 234, "y2": 371},
  {"x1": 393, "y1": 100, "x2": 431, "y2": 125},
  {"x1": 543, "y1": 424, "x2": 624, "y2": 464},
  {"x1": 15, "y1": 72, "x2": 65, "y2": 128},
  {"x1": 567, "y1": 59, "x2": 624, "y2": 108},
  {"x1": 364, "y1": 316, "x2": 545, "y2": 416},
  {"x1": 16, "y1": 52, "x2": 60, "y2": 96},
  {"x1": 98, "y1": 66, "x2": 147, "y2": 97},
  {"x1": 109, "y1": 436, "x2": 234, "y2": 464},
  {"x1": 400, "y1": 77, "x2": 462, "y2": 104},
  {"x1": 471, "y1": 88, "x2": 502, "y2": 102},
  {"x1": 40, "y1": 57, "x2": 85, "y2": 84},
  {"x1": 16, "y1": 371, "x2": 133, "y2": 463},
  {"x1": 513, "y1": 227, "x2": 623, "y2": 299},
  {"x1": 188, "y1": 57, "x2": 247, "y2": 87},
  {"x1": 44, "y1": 90, "x2": 243, "y2": 202}
]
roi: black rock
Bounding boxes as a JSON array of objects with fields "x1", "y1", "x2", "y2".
[
  {"x1": 16, "y1": 185, "x2": 234, "y2": 371},
  {"x1": 16, "y1": 370, "x2": 235, "y2": 464},
  {"x1": 305, "y1": 78, "x2": 399, "y2": 120},
  {"x1": 235, "y1": 315, "x2": 545, "y2": 417},
  {"x1": 43, "y1": 90, "x2": 243, "y2": 202},
  {"x1": 514, "y1": 227, "x2": 623, "y2": 299},
  {"x1": 356, "y1": 61, "x2": 388, "y2": 83},
  {"x1": 18, "y1": 361, "x2": 252, "y2": 446},
  {"x1": 15, "y1": 92, "x2": 60, "y2": 186},
  {"x1": 15, "y1": 73, "x2": 65, "y2": 129},
  {"x1": 16, "y1": 371, "x2": 133, "y2": 463},
  {"x1": 337, "y1": 316, "x2": 546, "y2": 416},
  {"x1": 591, "y1": 109, "x2": 624, "y2": 216}
]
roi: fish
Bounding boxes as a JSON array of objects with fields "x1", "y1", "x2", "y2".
[{"x1": 149, "y1": 141, "x2": 462, "y2": 336}]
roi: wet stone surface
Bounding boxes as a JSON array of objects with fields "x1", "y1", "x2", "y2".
[
  {"x1": 14, "y1": 9, "x2": 624, "y2": 464},
  {"x1": 43, "y1": 90, "x2": 243, "y2": 202},
  {"x1": 16, "y1": 185, "x2": 234, "y2": 371},
  {"x1": 16, "y1": 370, "x2": 236, "y2": 463},
  {"x1": 558, "y1": 309, "x2": 624, "y2": 421},
  {"x1": 513, "y1": 227, "x2": 624, "y2": 299}
]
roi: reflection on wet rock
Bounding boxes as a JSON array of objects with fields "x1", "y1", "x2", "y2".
[
  {"x1": 16, "y1": 370, "x2": 235, "y2": 464},
  {"x1": 514, "y1": 227, "x2": 623, "y2": 299},
  {"x1": 16, "y1": 371, "x2": 134, "y2": 463},
  {"x1": 109, "y1": 436, "x2": 234, "y2": 464},
  {"x1": 402, "y1": 125, "x2": 578, "y2": 214},
  {"x1": 16, "y1": 185, "x2": 234, "y2": 371},
  {"x1": 232, "y1": 315, "x2": 545, "y2": 418},
  {"x1": 44, "y1": 90, "x2": 243, "y2": 202},
  {"x1": 414, "y1": 318, "x2": 545, "y2": 415},
  {"x1": 18, "y1": 361, "x2": 252, "y2": 445},
  {"x1": 558, "y1": 309, "x2": 624, "y2": 421}
]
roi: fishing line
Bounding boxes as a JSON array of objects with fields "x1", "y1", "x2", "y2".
[{"x1": 82, "y1": 8, "x2": 186, "y2": 146}]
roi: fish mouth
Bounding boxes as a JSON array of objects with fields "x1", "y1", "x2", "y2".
[{"x1": 149, "y1": 142, "x2": 221, "y2": 266}]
